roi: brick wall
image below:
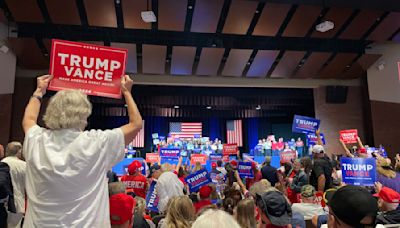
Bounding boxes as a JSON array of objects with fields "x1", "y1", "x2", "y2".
[
  {"x1": 370, "y1": 100, "x2": 400, "y2": 159},
  {"x1": 314, "y1": 86, "x2": 368, "y2": 156}
]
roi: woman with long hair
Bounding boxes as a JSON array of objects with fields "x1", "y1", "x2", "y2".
[
  {"x1": 159, "y1": 196, "x2": 196, "y2": 228},
  {"x1": 234, "y1": 199, "x2": 257, "y2": 228}
]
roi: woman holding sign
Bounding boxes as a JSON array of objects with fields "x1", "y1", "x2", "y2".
[{"x1": 22, "y1": 75, "x2": 142, "y2": 227}]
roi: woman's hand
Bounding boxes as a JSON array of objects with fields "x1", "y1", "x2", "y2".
[
  {"x1": 121, "y1": 75, "x2": 133, "y2": 93},
  {"x1": 36, "y1": 75, "x2": 52, "y2": 96}
]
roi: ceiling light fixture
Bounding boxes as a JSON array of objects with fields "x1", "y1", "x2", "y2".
[
  {"x1": 206, "y1": 106, "x2": 212, "y2": 109},
  {"x1": 256, "y1": 105, "x2": 261, "y2": 110},
  {"x1": 315, "y1": 20, "x2": 334, "y2": 33},
  {"x1": 141, "y1": 0, "x2": 157, "y2": 23},
  {"x1": 174, "y1": 105, "x2": 179, "y2": 109}
]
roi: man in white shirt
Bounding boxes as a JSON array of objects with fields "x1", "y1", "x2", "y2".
[
  {"x1": 22, "y1": 75, "x2": 142, "y2": 228},
  {"x1": 1, "y1": 141, "x2": 26, "y2": 228},
  {"x1": 292, "y1": 185, "x2": 326, "y2": 220}
]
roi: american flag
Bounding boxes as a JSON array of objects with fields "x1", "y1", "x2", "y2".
[
  {"x1": 170, "y1": 122, "x2": 202, "y2": 138},
  {"x1": 226, "y1": 120, "x2": 243, "y2": 147},
  {"x1": 130, "y1": 120, "x2": 145, "y2": 147}
]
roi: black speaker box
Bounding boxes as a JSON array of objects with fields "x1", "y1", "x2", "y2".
[{"x1": 326, "y1": 86, "x2": 348, "y2": 103}]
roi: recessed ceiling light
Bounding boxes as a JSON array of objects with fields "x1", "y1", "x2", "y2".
[
  {"x1": 206, "y1": 106, "x2": 212, "y2": 109},
  {"x1": 256, "y1": 105, "x2": 261, "y2": 110},
  {"x1": 188, "y1": 5, "x2": 193, "y2": 10},
  {"x1": 255, "y1": 10, "x2": 260, "y2": 14},
  {"x1": 211, "y1": 43, "x2": 217, "y2": 47},
  {"x1": 174, "y1": 105, "x2": 179, "y2": 109},
  {"x1": 247, "y1": 62, "x2": 251, "y2": 65}
]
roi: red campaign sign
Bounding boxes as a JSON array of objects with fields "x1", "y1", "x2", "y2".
[
  {"x1": 190, "y1": 154, "x2": 207, "y2": 165},
  {"x1": 222, "y1": 155, "x2": 230, "y2": 163},
  {"x1": 314, "y1": 192, "x2": 326, "y2": 207},
  {"x1": 146, "y1": 153, "x2": 160, "y2": 164},
  {"x1": 223, "y1": 143, "x2": 238, "y2": 155},
  {"x1": 340, "y1": 129, "x2": 358, "y2": 144},
  {"x1": 48, "y1": 39, "x2": 127, "y2": 99},
  {"x1": 280, "y1": 150, "x2": 297, "y2": 163}
]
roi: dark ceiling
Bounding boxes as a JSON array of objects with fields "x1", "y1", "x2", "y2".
[{"x1": 1, "y1": 0, "x2": 399, "y2": 79}]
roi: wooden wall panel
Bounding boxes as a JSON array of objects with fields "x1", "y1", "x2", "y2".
[
  {"x1": 271, "y1": 51, "x2": 305, "y2": 78},
  {"x1": 191, "y1": 0, "x2": 224, "y2": 33},
  {"x1": 196, "y1": 48, "x2": 224, "y2": 76},
  {"x1": 45, "y1": 0, "x2": 81, "y2": 25},
  {"x1": 222, "y1": 0, "x2": 258, "y2": 35},
  {"x1": 339, "y1": 10, "x2": 382, "y2": 40},
  {"x1": 142, "y1": 45, "x2": 167, "y2": 74},
  {"x1": 294, "y1": 52, "x2": 331, "y2": 78},
  {"x1": 158, "y1": 0, "x2": 187, "y2": 31},
  {"x1": 122, "y1": 0, "x2": 151, "y2": 29},
  {"x1": 246, "y1": 50, "x2": 279, "y2": 77},
  {"x1": 282, "y1": 5, "x2": 321, "y2": 37},
  {"x1": 6, "y1": 0, "x2": 43, "y2": 23},
  {"x1": 253, "y1": 3, "x2": 291, "y2": 36},
  {"x1": 171, "y1": 46, "x2": 196, "y2": 75},
  {"x1": 222, "y1": 49, "x2": 252, "y2": 76},
  {"x1": 84, "y1": 0, "x2": 117, "y2": 27}
]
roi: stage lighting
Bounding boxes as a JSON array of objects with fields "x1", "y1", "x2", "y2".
[
  {"x1": 206, "y1": 106, "x2": 212, "y2": 109},
  {"x1": 174, "y1": 105, "x2": 180, "y2": 109}
]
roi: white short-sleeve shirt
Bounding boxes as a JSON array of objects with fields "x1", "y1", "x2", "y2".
[{"x1": 22, "y1": 125, "x2": 125, "y2": 228}]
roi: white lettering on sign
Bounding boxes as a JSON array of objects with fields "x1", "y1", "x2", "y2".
[
  {"x1": 342, "y1": 163, "x2": 373, "y2": 171},
  {"x1": 187, "y1": 171, "x2": 207, "y2": 184},
  {"x1": 296, "y1": 119, "x2": 318, "y2": 127},
  {"x1": 57, "y1": 53, "x2": 121, "y2": 82}
]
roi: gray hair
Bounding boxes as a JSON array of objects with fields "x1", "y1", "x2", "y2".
[
  {"x1": 43, "y1": 90, "x2": 92, "y2": 130},
  {"x1": 6, "y1": 141, "x2": 22, "y2": 157},
  {"x1": 134, "y1": 197, "x2": 146, "y2": 215},
  {"x1": 108, "y1": 182, "x2": 126, "y2": 196},
  {"x1": 192, "y1": 209, "x2": 241, "y2": 228}
]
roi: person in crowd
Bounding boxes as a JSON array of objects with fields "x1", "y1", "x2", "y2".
[
  {"x1": 133, "y1": 197, "x2": 156, "y2": 228},
  {"x1": 216, "y1": 160, "x2": 227, "y2": 175},
  {"x1": 223, "y1": 188, "x2": 243, "y2": 215},
  {"x1": 376, "y1": 154, "x2": 400, "y2": 193},
  {"x1": 296, "y1": 138, "x2": 304, "y2": 157},
  {"x1": 246, "y1": 162, "x2": 263, "y2": 190},
  {"x1": 148, "y1": 163, "x2": 162, "y2": 181},
  {"x1": 374, "y1": 182, "x2": 400, "y2": 225},
  {"x1": 210, "y1": 162, "x2": 221, "y2": 175},
  {"x1": 288, "y1": 159, "x2": 308, "y2": 204},
  {"x1": 1, "y1": 142, "x2": 26, "y2": 228},
  {"x1": 109, "y1": 182, "x2": 126, "y2": 196},
  {"x1": 192, "y1": 209, "x2": 241, "y2": 228},
  {"x1": 109, "y1": 193, "x2": 136, "y2": 228},
  {"x1": 249, "y1": 179, "x2": 272, "y2": 197},
  {"x1": 261, "y1": 156, "x2": 279, "y2": 187},
  {"x1": 300, "y1": 157, "x2": 313, "y2": 177},
  {"x1": 309, "y1": 144, "x2": 333, "y2": 192},
  {"x1": 156, "y1": 171, "x2": 184, "y2": 213},
  {"x1": 159, "y1": 196, "x2": 196, "y2": 228},
  {"x1": 324, "y1": 185, "x2": 379, "y2": 228},
  {"x1": 291, "y1": 185, "x2": 325, "y2": 220},
  {"x1": 256, "y1": 190, "x2": 292, "y2": 228},
  {"x1": 395, "y1": 154, "x2": 400, "y2": 172},
  {"x1": 330, "y1": 157, "x2": 342, "y2": 187},
  {"x1": 234, "y1": 198, "x2": 257, "y2": 228},
  {"x1": 193, "y1": 185, "x2": 213, "y2": 213},
  {"x1": 289, "y1": 159, "x2": 308, "y2": 193},
  {"x1": 0, "y1": 157, "x2": 15, "y2": 228},
  {"x1": 107, "y1": 170, "x2": 119, "y2": 183},
  {"x1": 21, "y1": 75, "x2": 142, "y2": 227},
  {"x1": 121, "y1": 160, "x2": 148, "y2": 198}
]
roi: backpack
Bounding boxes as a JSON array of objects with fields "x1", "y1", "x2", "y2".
[{"x1": 0, "y1": 162, "x2": 16, "y2": 213}]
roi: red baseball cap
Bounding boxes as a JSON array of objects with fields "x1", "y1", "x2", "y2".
[
  {"x1": 128, "y1": 160, "x2": 142, "y2": 175},
  {"x1": 109, "y1": 193, "x2": 136, "y2": 225},
  {"x1": 230, "y1": 160, "x2": 238, "y2": 168},
  {"x1": 211, "y1": 162, "x2": 217, "y2": 168},
  {"x1": 199, "y1": 185, "x2": 213, "y2": 199},
  {"x1": 359, "y1": 148, "x2": 367, "y2": 154},
  {"x1": 251, "y1": 162, "x2": 257, "y2": 169},
  {"x1": 373, "y1": 187, "x2": 400, "y2": 203}
]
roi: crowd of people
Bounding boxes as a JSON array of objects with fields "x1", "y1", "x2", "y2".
[{"x1": 0, "y1": 75, "x2": 399, "y2": 228}]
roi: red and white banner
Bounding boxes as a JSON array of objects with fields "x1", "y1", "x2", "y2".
[
  {"x1": 227, "y1": 120, "x2": 243, "y2": 147},
  {"x1": 170, "y1": 122, "x2": 202, "y2": 138},
  {"x1": 130, "y1": 120, "x2": 145, "y2": 148},
  {"x1": 340, "y1": 129, "x2": 358, "y2": 144},
  {"x1": 48, "y1": 39, "x2": 127, "y2": 98},
  {"x1": 222, "y1": 155, "x2": 230, "y2": 163},
  {"x1": 190, "y1": 154, "x2": 207, "y2": 165},
  {"x1": 223, "y1": 143, "x2": 238, "y2": 155},
  {"x1": 280, "y1": 150, "x2": 297, "y2": 163},
  {"x1": 146, "y1": 153, "x2": 160, "y2": 164}
]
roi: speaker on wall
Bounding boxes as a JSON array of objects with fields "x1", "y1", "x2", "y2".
[{"x1": 326, "y1": 86, "x2": 348, "y2": 103}]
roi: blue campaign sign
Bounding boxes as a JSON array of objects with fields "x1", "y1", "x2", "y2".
[
  {"x1": 160, "y1": 148, "x2": 180, "y2": 158},
  {"x1": 243, "y1": 153, "x2": 255, "y2": 162},
  {"x1": 306, "y1": 133, "x2": 326, "y2": 146},
  {"x1": 209, "y1": 153, "x2": 223, "y2": 162},
  {"x1": 292, "y1": 115, "x2": 320, "y2": 134},
  {"x1": 238, "y1": 162, "x2": 254, "y2": 178},
  {"x1": 341, "y1": 157, "x2": 376, "y2": 186},
  {"x1": 112, "y1": 158, "x2": 145, "y2": 176},
  {"x1": 185, "y1": 169, "x2": 212, "y2": 192},
  {"x1": 145, "y1": 181, "x2": 159, "y2": 213}
]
